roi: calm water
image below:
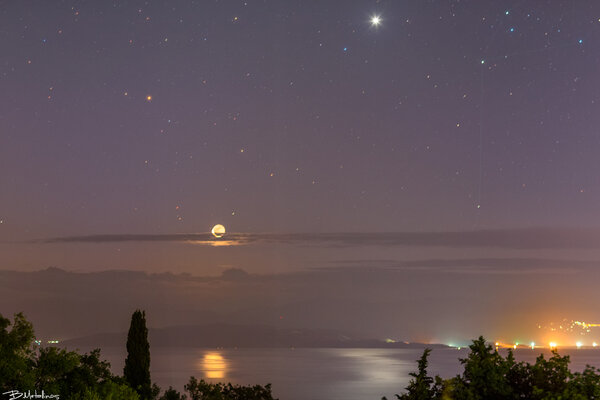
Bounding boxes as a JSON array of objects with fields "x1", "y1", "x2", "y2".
[{"x1": 90, "y1": 346, "x2": 600, "y2": 400}]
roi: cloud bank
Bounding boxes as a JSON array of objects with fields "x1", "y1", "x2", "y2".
[
  {"x1": 40, "y1": 227, "x2": 600, "y2": 249},
  {"x1": 2, "y1": 257, "x2": 599, "y2": 344}
]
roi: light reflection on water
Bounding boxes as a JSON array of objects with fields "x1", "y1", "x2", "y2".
[
  {"x1": 185, "y1": 348, "x2": 420, "y2": 399},
  {"x1": 90, "y1": 347, "x2": 600, "y2": 400},
  {"x1": 97, "y1": 347, "x2": 452, "y2": 399},
  {"x1": 199, "y1": 352, "x2": 228, "y2": 379},
  {"x1": 330, "y1": 348, "x2": 414, "y2": 382}
]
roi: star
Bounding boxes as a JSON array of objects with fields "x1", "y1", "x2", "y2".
[{"x1": 370, "y1": 15, "x2": 382, "y2": 27}]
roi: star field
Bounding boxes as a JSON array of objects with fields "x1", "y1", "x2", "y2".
[{"x1": 1, "y1": 0, "x2": 600, "y2": 242}]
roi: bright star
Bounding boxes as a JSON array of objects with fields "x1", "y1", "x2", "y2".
[{"x1": 370, "y1": 15, "x2": 381, "y2": 27}]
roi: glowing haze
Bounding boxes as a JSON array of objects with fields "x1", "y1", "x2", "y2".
[{"x1": 1, "y1": 1, "x2": 600, "y2": 343}]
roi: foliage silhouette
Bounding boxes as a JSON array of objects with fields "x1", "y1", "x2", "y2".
[
  {"x1": 159, "y1": 386, "x2": 188, "y2": 400},
  {"x1": 0, "y1": 312, "x2": 141, "y2": 399},
  {"x1": 0, "y1": 313, "x2": 36, "y2": 393},
  {"x1": 124, "y1": 309, "x2": 155, "y2": 399},
  {"x1": 8, "y1": 311, "x2": 600, "y2": 400},
  {"x1": 392, "y1": 336, "x2": 600, "y2": 400},
  {"x1": 184, "y1": 376, "x2": 277, "y2": 400},
  {"x1": 383, "y1": 348, "x2": 442, "y2": 400},
  {"x1": 0, "y1": 312, "x2": 273, "y2": 400}
]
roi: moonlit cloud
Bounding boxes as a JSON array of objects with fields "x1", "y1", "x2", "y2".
[{"x1": 41, "y1": 227, "x2": 600, "y2": 250}]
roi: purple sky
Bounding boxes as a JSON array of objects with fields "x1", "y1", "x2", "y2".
[{"x1": 2, "y1": 1, "x2": 600, "y2": 342}]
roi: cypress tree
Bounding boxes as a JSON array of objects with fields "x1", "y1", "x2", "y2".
[{"x1": 124, "y1": 309, "x2": 152, "y2": 399}]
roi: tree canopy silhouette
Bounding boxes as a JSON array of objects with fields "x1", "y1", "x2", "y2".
[
  {"x1": 124, "y1": 309, "x2": 154, "y2": 400},
  {"x1": 390, "y1": 336, "x2": 600, "y2": 400}
]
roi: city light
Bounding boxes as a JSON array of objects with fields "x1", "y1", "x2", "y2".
[
  {"x1": 549, "y1": 342, "x2": 557, "y2": 349},
  {"x1": 530, "y1": 342, "x2": 535, "y2": 349},
  {"x1": 576, "y1": 342, "x2": 583, "y2": 349}
]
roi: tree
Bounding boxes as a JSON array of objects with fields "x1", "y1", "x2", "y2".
[
  {"x1": 0, "y1": 312, "x2": 36, "y2": 392},
  {"x1": 70, "y1": 380, "x2": 141, "y2": 400},
  {"x1": 392, "y1": 348, "x2": 442, "y2": 400},
  {"x1": 568, "y1": 365, "x2": 600, "y2": 399},
  {"x1": 394, "y1": 337, "x2": 600, "y2": 400},
  {"x1": 504, "y1": 349, "x2": 532, "y2": 399},
  {"x1": 451, "y1": 336, "x2": 513, "y2": 400},
  {"x1": 529, "y1": 351, "x2": 573, "y2": 399},
  {"x1": 184, "y1": 377, "x2": 277, "y2": 400},
  {"x1": 34, "y1": 346, "x2": 80, "y2": 395},
  {"x1": 160, "y1": 386, "x2": 187, "y2": 400},
  {"x1": 34, "y1": 346, "x2": 129, "y2": 399},
  {"x1": 69, "y1": 349, "x2": 114, "y2": 393},
  {"x1": 124, "y1": 310, "x2": 153, "y2": 399},
  {"x1": 1, "y1": 311, "x2": 152, "y2": 400}
]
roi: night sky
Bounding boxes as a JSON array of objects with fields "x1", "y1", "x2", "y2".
[{"x1": 2, "y1": 1, "x2": 600, "y2": 342}]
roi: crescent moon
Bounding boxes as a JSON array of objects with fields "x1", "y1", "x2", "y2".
[{"x1": 211, "y1": 224, "x2": 226, "y2": 238}]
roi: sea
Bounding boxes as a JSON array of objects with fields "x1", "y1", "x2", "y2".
[{"x1": 90, "y1": 346, "x2": 600, "y2": 400}]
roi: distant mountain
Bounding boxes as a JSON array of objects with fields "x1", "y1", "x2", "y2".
[{"x1": 61, "y1": 323, "x2": 447, "y2": 349}]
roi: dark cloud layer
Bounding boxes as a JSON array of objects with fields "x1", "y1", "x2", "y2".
[
  {"x1": 2, "y1": 257, "x2": 600, "y2": 344},
  {"x1": 42, "y1": 228, "x2": 600, "y2": 250},
  {"x1": 324, "y1": 257, "x2": 598, "y2": 275}
]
